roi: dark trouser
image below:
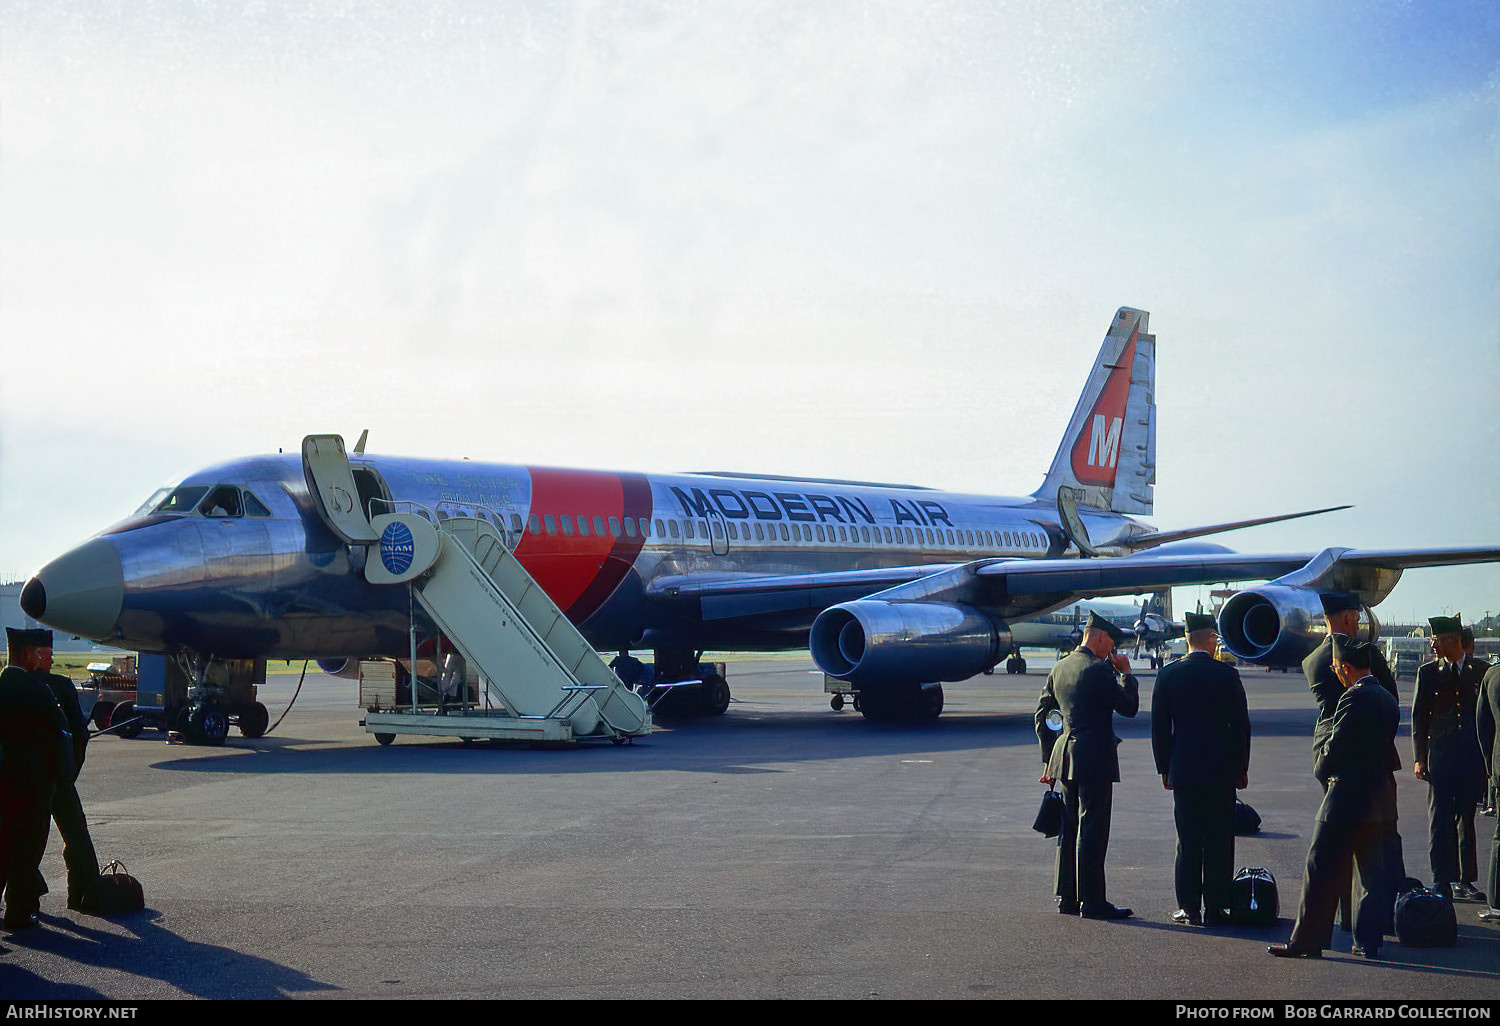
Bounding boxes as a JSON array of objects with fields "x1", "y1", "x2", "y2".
[
  {"x1": 1427, "y1": 781, "x2": 1479, "y2": 885},
  {"x1": 50, "y1": 781, "x2": 99, "y2": 903},
  {"x1": 0, "y1": 782, "x2": 55, "y2": 924},
  {"x1": 1056, "y1": 779, "x2": 1113, "y2": 907},
  {"x1": 1290, "y1": 818, "x2": 1389, "y2": 954},
  {"x1": 1173, "y1": 786, "x2": 1234, "y2": 916},
  {"x1": 1489, "y1": 792, "x2": 1500, "y2": 906}
]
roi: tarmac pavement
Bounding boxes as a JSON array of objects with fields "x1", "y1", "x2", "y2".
[{"x1": 2, "y1": 656, "x2": 1497, "y2": 1000}]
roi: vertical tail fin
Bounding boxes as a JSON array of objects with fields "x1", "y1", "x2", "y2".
[{"x1": 1032, "y1": 307, "x2": 1156, "y2": 516}]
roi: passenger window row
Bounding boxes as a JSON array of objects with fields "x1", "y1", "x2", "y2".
[{"x1": 517, "y1": 512, "x2": 1047, "y2": 552}]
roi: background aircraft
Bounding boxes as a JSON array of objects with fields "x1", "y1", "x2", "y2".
[{"x1": 21, "y1": 308, "x2": 1500, "y2": 739}]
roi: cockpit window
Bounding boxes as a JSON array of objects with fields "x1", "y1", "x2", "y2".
[
  {"x1": 199, "y1": 485, "x2": 243, "y2": 518},
  {"x1": 243, "y1": 491, "x2": 272, "y2": 517},
  {"x1": 150, "y1": 486, "x2": 210, "y2": 516},
  {"x1": 132, "y1": 488, "x2": 172, "y2": 517}
]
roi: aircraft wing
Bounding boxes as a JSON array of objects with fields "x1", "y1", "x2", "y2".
[
  {"x1": 647, "y1": 563, "x2": 964, "y2": 621},
  {"x1": 651, "y1": 544, "x2": 1500, "y2": 625}
]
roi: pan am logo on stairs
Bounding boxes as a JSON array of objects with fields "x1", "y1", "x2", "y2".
[{"x1": 381, "y1": 522, "x2": 415, "y2": 575}]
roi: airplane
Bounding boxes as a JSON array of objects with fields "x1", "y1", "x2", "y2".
[
  {"x1": 20, "y1": 306, "x2": 1500, "y2": 741},
  {"x1": 1129, "y1": 593, "x2": 1183, "y2": 669}
]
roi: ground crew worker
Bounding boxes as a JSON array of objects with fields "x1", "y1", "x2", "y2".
[
  {"x1": 1152, "y1": 611, "x2": 1250, "y2": 926},
  {"x1": 1036, "y1": 611, "x2": 1139, "y2": 920},
  {"x1": 1412, "y1": 614, "x2": 1489, "y2": 903},
  {"x1": 0, "y1": 628, "x2": 70, "y2": 929},
  {"x1": 30, "y1": 637, "x2": 101, "y2": 912},
  {"x1": 1270, "y1": 638, "x2": 1397, "y2": 959}
]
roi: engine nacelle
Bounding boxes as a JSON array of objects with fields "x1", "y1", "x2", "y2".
[
  {"x1": 1218, "y1": 586, "x2": 1357, "y2": 667},
  {"x1": 810, "y1": 600, "x2": 1008, "y2": 687},
  {"x1": 316, "y1": 658, "x2": 357, "y2": 679}
]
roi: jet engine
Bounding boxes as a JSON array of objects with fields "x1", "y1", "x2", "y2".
[
  {"x1": 316, "y1": 658, "x2": 357, "y2": 679},
  {"x1": 1217, "y1": 586, "x2": 1356, "y2": 667},
  {"x1": 810, "y1": 600, "x2": 1008, "y2": 687}
]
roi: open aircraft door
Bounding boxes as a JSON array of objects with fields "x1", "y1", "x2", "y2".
[{"x1": 303, "y1": 434, "x2": 380, "y2": 543}]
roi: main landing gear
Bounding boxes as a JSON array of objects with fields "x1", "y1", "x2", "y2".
[
  {"x1": 829, "y1": 682, "x2": 945, "y2": 722},
  {"x1": 614, "y1": 649, "x2": 733, "y2": 718}
]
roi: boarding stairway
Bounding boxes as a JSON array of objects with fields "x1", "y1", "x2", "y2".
[{"x1": 301, "y1": 434, "x2": 651, "y2": 744}]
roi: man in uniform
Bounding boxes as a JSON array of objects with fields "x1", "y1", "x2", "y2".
[
  {"x1": 1152, "y1": 611, "x2": 1250, "y2": 926},
  {"x1": 1270, "y1": 638, "x2": 1398, "y2": 959},
  {"x1": 0, "y1": 628, "x2": 70, "y2": 929},
  {"x1": 1301, "y1": 593, "x2": 1406, "y2": 929},
  {"x1": 30, "y1": 636, "x2": 101, "y2": 912},
  {"x1": 1474, "y1": 658, "x2": 1500, "y2": 921},
  {"x1": 1412, "y1": 614, "x2": 1489, "y2": 903},
  {"x1": 1036, "y1": 611, "x2": 1140, "y2": 920}
]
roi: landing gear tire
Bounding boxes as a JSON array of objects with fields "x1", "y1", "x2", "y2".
[
  {"x1": 699, "y1": 674, "x2": 731, "y2": 716},
  {"x1": 91, "y1": 702, "x2": 115, "y2": 731},
  {"x1": 857, "y1": 688, "x2": 895, "y2": 722},
  {"x1": 1006, "y1": 656, "x2": 1028, "y2": 675},
  {"x1": 859, "y1": 683, "x2": 943, "y2": 722},
  {"x1": 830, "y1": 693, "x2": 846, "y2": 712},
  {"x1": 112, "y1": 702, "x2": 144, "y2": 739},
  {"x1": 916, "y1": 683, "x2": 944, "y2": 721},
  {"x1": 238, "y1": 701, "x2": 270, "y2": 739},
  {"x1": 374, "y1": 733, "x2": 396, "y2": 746},
  {"x1": 188, "y1": 705, "x2": 229, "y2": 747}
]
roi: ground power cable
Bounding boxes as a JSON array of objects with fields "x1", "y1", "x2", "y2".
[{"x1": 263, "y1": 659, "x2": 310, "y2": 737}]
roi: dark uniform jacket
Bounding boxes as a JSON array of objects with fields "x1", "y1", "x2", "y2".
[
  {"x1": 1412, "y1": 656, "x2": 1489, "y2": 795},
  {"x1": 41, "y1": 671, "x2": 88, "y2": 778},
  {"x1": 1478, "y1": 663, "x2": 1500, "y2": 787},
  {"x1": 0, "y1": 664, "x2": 69, "y2": 787},
  {"x1": 1303, "y1": 637, "x2": 1397, "y2": 765},
  {"x1": 1036, "y1": 647, "x2": 1139, "y2": 783},
  {"x1": 1151, "y1": 650, "x2": 1250, "y2": 789},
  {"x1": 1315, "y1": 677, "x2": 1399, "y2": 825}
]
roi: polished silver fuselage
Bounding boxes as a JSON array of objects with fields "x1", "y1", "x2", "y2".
[{"x1": 35, "y1": 452, "x2": 1151, "y2": 660}]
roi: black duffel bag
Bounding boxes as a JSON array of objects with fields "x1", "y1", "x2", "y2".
[
  {"x1": 1233, "y1": 799, "x2": 1262, "y2": 836},
  {"x1": 1232, "y1": 866, "x2": 1279, "y2": 926},
  {"x1": 93, "y1": 860, "x2": 145, "y2": 915},
  {"x1": 1395, "y1": 886, "x2": 1456, "y2": 947},
  {"x1": 1032, "y1": 785, "x2": 1064, "y2": 838}
]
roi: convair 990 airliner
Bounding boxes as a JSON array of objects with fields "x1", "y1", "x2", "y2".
[{"x1": 22, "y1": 308, "x2": 1500, "y2": 739}]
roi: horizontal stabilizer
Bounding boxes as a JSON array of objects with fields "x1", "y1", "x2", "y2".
[{"x1": 1122, "y1": 506, "x2": 1352, "y2": 551}]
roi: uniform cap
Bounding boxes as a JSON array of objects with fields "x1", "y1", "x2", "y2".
[
  {"x1": 1184, "y1": 612, "x2": 1217, "y2": 634},
  {"x1": 6, "y1": 627, "x2": 52, "y2": 650},
  {"x1": 1084, "y1": 611, "x2": 1126, "y2": 642},
  {"x1": 1319, "y1": 593, "x2": 1361, "y2": 616},
  {"x1": 1331, "y1": 635, "x2": 1373, "y2": 669},
  {"x1": 1428, "y1": 614, "x2": 1463, "y2": 637}
]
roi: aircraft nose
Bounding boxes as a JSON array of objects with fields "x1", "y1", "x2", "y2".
[{"x1": 23, "y1": 539, "x2": 125, "y2": 642}]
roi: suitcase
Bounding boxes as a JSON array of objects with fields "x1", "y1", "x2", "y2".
[
  {"x1": 1231, "y1": 866, "x2": 1279, "y2": 925},
  {"x1": 1394, "y1": 886, "x2": 1456, "y2": 947}
]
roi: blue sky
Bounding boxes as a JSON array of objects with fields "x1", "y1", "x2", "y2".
[{"x1": 2, "y1": 1, "x2": 1496, "y2": 624}]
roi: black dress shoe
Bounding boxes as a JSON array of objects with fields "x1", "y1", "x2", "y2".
[
  {"x1": 1351, "y1": 944, "x2": 1379, "y2": 959},
  {"x1": 1204, "y1": 910, "x2": 1234, "y2": 926},
  {"x1": 1171, "y1": 909, "x2": 1202, "y2": 925},
  {"x1": 1081, "y1": 903, "x2": 1133, "y2": 920},
  {"x1": 1267, "y1": 944, "x2": 1321, "y2": 958},
  {"x1": 1057, "y1": 898, "x2": 1080, "y2": 915},
  {"x1": 1453, "y1": 882, "x2": 1487, "y2": 902},
  {"x1": 3, "y1": 914, "x2": 40, "y2": 931}
]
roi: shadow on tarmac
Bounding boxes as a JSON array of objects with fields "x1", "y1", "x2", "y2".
[
  {"x1": 1, "y1": 910, "x2": 338, "y2": 999},
  {"x1": 145, "y1": 708, "x2": 1051, "y2": 776}
]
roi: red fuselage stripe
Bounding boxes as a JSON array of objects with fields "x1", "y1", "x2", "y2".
[{"x1": 512, "y1": 468, "x2": 651, "y2": 621}]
